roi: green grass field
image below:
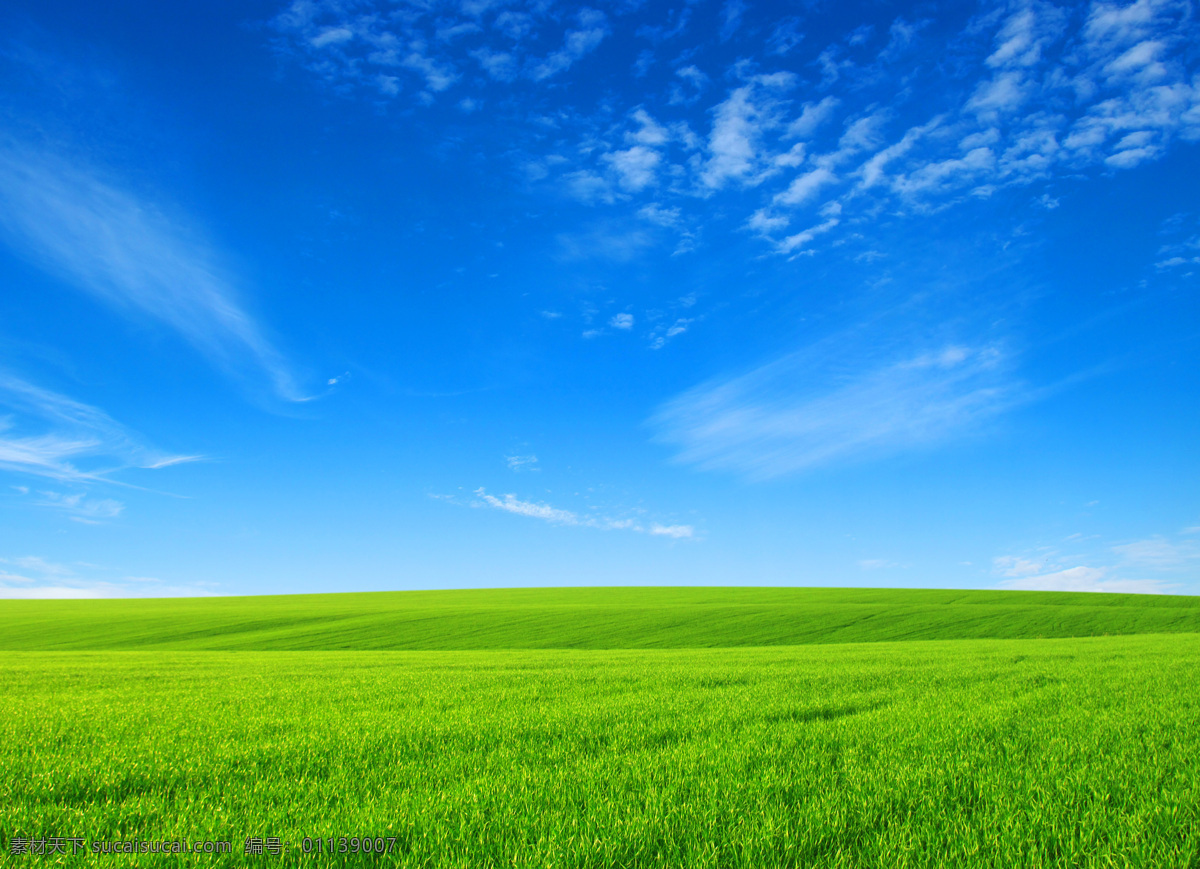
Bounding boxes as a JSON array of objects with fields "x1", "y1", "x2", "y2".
[
  {"x1": 2, "y1": 588, "x2": 1198, "y2": 867},
  {"x1": 4, "y1": 586, "x2": 1200, "y2": 650}
]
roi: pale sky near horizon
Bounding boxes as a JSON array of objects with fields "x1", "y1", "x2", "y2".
[{"x1": 1, "y1": 0, "x2": 1198, "y2": 598}]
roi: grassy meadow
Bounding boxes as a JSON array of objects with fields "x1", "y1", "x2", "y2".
[
  {"x1": 4, "y1": 586, "x2": 1200, "y2": 650},
  {"x1": 2, "y1": 588, "x2": 1199, "y2": 867}
]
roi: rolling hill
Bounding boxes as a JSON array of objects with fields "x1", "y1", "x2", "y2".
[{"x1": 3, "y1": 585, "x2": 1198, "y2": 650}]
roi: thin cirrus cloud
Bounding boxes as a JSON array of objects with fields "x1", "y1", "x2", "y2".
[
  {"x1": 33, "y1": 491, "x2": 125, "y2": 525},
  {"x1": 652, "y1": 344, "x2": 1019, "y2": 480},
  {"x1": 0, "y1": 370, "x2": 199, "y2": 483},
  {"x1": 0, "y1": 143, "x2": 304, "y2": 402},
  {"x1": 472, "y1": 487, "x2": 694, "y2": 539}
]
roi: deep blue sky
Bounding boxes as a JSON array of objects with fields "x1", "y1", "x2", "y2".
[{"x1": 1, "y1": 0, "x2": 1198, "y2": 597}]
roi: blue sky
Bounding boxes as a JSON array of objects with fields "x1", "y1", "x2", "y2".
[{"x1": 1, "y1": 0, "x2": 1198, "y2": 598}]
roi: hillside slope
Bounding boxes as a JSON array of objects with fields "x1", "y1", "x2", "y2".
[{"x1": 3, "y1": 586, "x2": 1199, "y2": 650}]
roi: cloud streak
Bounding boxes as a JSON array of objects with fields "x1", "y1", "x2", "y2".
[
  {"x1": 653, "y1": 344, "x2": 1019, "y2": 479},
  {"x1": 0, "y1": 144, "x2": 303, "y2": 401},
  {"x1": 471, "y1": 487, "x2": 694, "y2": 538},
  {"x1": 0, "y1": 555, "x2": 215, "y2": 599},
  {"x1": 0, "y1": 370, "x2": 199, "y2": 483}
]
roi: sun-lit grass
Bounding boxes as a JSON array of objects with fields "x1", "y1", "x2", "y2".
[
  {"x1": 2, "y1": 634, "x2": 1199, "y2": 867},
  {"x1": 3, "y1": 586, "x2": 1200, "y2": 649}
]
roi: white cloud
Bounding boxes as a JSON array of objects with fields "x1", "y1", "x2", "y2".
[
  {"x1": 671, "y1": 65, "x2": 709, "y2": 105},
  {"x1": 653, "y1": 343, "x2": 1017, "y2": 479},
  {"x1": 603, "y1": 145, "x2": 661, "y2": 192},
  {"x1": 997, "y1": 565, "x2": 1168, "y2": 594},
  {"x1": 0, "y1": 555, "x2": 216, "y2": 599},
  {"x1": 471, "y1": 47, "x2": 517, "y2": 81},
  {"x1": 493, "y1": 11, "x2": 533, "y2": 40},
  {"x1": 0, "y1": 144, "x2": 303, "y2": 401},
  {"x1": 768, "y1": 17, "x2": 804, "y2": 56},
  {"x1": 474, "y1": 488, "x2": 577, "y2": 524},
  {"x1": 35, "y1": 491, "x2": 124, "y2": 523},
  {"x1": 993, "y1": 555, "x2": 1048, "y2": 578},
  {"x1": 891, "y1": 147, "x2": 996, "y2": 197},
  {"x1": 881, "y1": 18, "x2": 924, "y2": 62},
  {"x1": 776, "y1": 215, "x2": 840, "y2": 255},
  {"x1": 773, "y1": 167, "x2": 837, "y2": 207},
  {"x1": 561, "y1": 170, "x2": 615, "y2": 205},
  {"x1": 719, "y1": 0, "x2": 746, "y2": 42},
  {"x1": 400, "y1": 42, "x2": 459, "y2": 92},
  {"x1": 649, "y1": 318, "x2": 692, "y2": 349},
  {"x1": 701, "y1": 86, "x2": 763, "y2": 189},
  {"x1": 638, "y1": 204, "x2": 681, "y2": 226},
  {"x1": 627, "y1": 108, "x2": 671, "y2": 146},
  {"x1": 0, "y1": 371, "x2": 199, "y2": 483},
  {"x1": 311, "y1": 26, "x2": 353, "y2": 48},
  {"x1": 746, "y1": 208, "x2": 790, "y2": 234},
  {"x1": 993, "y1": 523, "x2": 1200, "y2": 595},
  {"x1": 986, "y1": 4, "x2": 1063, "y2": 69},
  {"x1": 966, "y1": 71, "x2": 1030, "y2": 118},
  {"x1": 556, "y1": 223, "x2": 652, "y2": 262},
  {"x1": 786, "y1": 97, "x2": 839, "y2": 139},
  {"x1": 856, "y1": 118, "x2": 941, "y2": 189},
  {"x1": 610, "y1": 313, "x2": 634, "y2": 330},
  {"x1": 1084, "y1": 0, "x2": 1171, "y2": 48},
  {"x1": 471, "y1": 487, "x2": 696, "y2": 539},
  {"x1": 505, "y1": 454, "x2": 538, "y2": 471},
  {"x1": 529, "y1": 9, "x2": 608, "y2": 81},
  {"x1": 1113, "y1": 536, "x2": 1199, "y2": 568},
  {"x1": 700, "y1": 75, "x2": 795, "y2": 190},
  {"x1": 839, "y1": 111, "x2": 890, "y2": 154},
  {"x1": 650, "y1": 523, "x2": 694, "y2": 538}
]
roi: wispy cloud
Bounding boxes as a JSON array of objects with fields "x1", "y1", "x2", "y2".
[
  {"x1": 1112, "y1": 535, "x2": 1199, "y2": 568},
  {"x1": 0, "y1": 370, "x2": 199, "y2": 483},
  {"x1": 0, "y1": 143, "x2": 303, "y2": 401},
  {"x1": 653, "y1": 343, "x2": 1019, "y2": 479},
  {"x1": 993, "y1": 523, "x2": 1200, "y2": 594},
  {"x1": 475, "y1": 489, "x2": 578, "y2": 524},
  {"x1": 649, "y1": 318, "x2": 692, "y2": 350},
  {"x1": 649, "y1": 523, "x2": 694, "y2": 539},
  {"x1": 556, "y1": 222, "x2": 654, "y2": 262},
  {"x1": 700, "y1": 73, "x2": 797, "y2": 191},
  {"x1": 528, "y1": 9, "x2": 609, "y2": 81},
  {"x1": 0, "y1": 555, "x2": 216, "y2": 599},
  {"x1": 996, "y1": 564, "x2": 1168, "y2": 594},
  {"x1": 505, "y1": 454, "x2": 539, "y2": 472},
  {"x1": 470, "y1": 487, "x2": 695, "y2": 539},
  {"x1": 33, "y1": 491, "x2": 124, "y2": 524}
]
